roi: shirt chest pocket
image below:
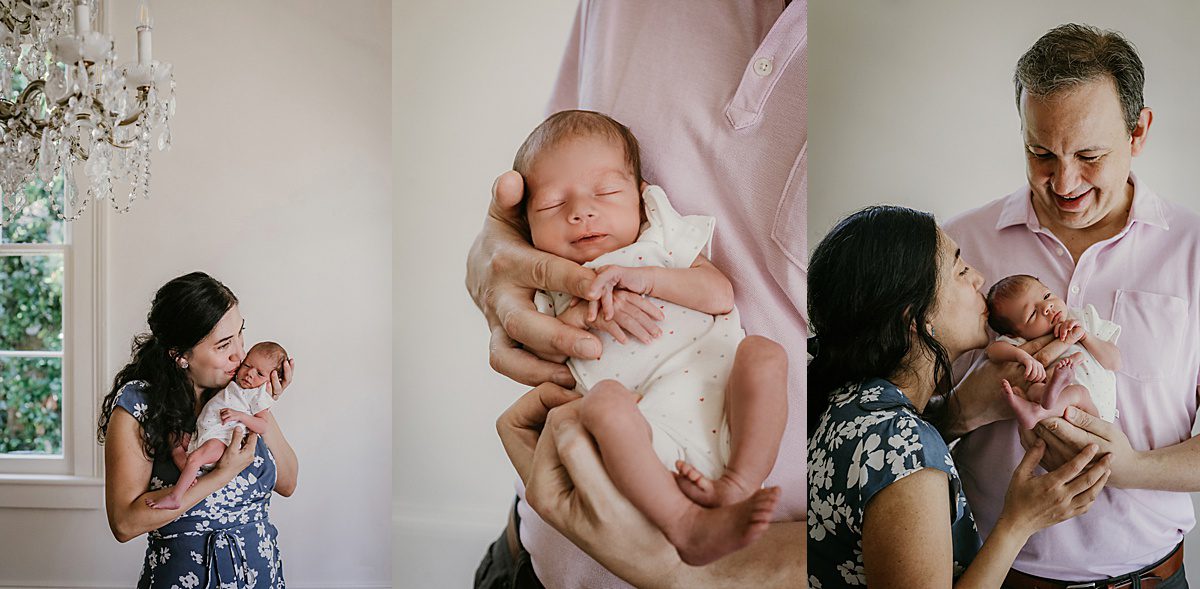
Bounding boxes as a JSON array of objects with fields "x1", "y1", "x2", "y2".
[
  {"x1": 767, "y1": 142, "x2": 807, "y2": 317},
  {"x1": 1112, "y1": 289, "x2": 1189, "y2": 382}
]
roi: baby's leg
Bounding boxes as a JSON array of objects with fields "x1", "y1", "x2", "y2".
[
  {"x1": 580, "y1": 379, "x2": 779, "y2": 566},
  {"x1": 147, "y1": 438, "x2": 226, "y2": 510},
  {"x1": 1004, "y1": 356, "x2": 1100, "y2": 429},
  {"x1": 675, "y1": 336, "x2": 787, "y2": 507}
]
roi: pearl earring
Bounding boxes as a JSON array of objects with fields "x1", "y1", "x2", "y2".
[{"x1": 179, "y1": 359, "x2": 189, "y2": 369}]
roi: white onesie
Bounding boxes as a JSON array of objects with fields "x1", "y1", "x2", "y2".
[
  {"x1": 996, "y1": 304, "x2": 1121, "y2": 421},
  {"x1": 188, "y1": 382, "x2": 275, "y2": 464},
  {"x1": 537, "y1": 185, "x2": 743, "y2": 480}
]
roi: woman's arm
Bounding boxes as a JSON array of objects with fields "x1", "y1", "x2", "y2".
[
  {"x1": 258, "y1": 410, "x2": 298, "y2": 496},
  {"x1": 104, "y1": 410, "x2": 259, "y2": 542},
  {"x1": 860, "y1": 442, "x2": 1109, "y2": 588}
]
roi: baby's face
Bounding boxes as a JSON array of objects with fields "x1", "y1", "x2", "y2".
[
  {"x1": 525, "y1": 135, "x2": 642, "y2": 264},
  {"x1": 993, "y1": 279, "x2": 1068, "y2": 340},
  {"x1": 235, "y1": 349, "x2": 276, "y2": 389}
]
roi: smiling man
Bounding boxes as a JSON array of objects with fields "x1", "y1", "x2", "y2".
[{"x1": 943, "y1": 24, "x2": 1200, "y2": 587}]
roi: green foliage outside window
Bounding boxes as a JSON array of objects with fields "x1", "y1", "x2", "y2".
[{"x1": 1, "y1": 180, "x2": 65, "y2": 455}]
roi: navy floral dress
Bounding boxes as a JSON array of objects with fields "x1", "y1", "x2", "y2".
[
  {"x1": 807, "y1": 378, "x2": 981, "y2": 587},
  {"x1": 114, "y1": 381, "x2": 285, "y2": 588}
]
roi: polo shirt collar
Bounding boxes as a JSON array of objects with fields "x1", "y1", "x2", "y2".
[{"x1": 994, "y1": 172, "x2": 1169, "y2": 232}]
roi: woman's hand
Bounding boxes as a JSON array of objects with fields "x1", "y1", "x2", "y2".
[
  {"x1": 214, "y1": 426, "x2": 259, "y2": 476},
  {"x1": 998, "y1": 439, "x2": 1110, "y2": 538},
  {"x1": 467, "y1": 171, "x2": 602, "y2": 388},
  {"x1": 267, "y1": 356, "x2": 295, "y2": 400}
]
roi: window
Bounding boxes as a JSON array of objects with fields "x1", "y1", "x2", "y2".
[{"x1": 0, "y1": 174, "x2": 104, "y2": 508}]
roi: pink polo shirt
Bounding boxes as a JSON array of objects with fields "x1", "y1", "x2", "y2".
[
  {"x1": 515, "y1": 1, "x2": 808, "y2": 586},
  {"x1": 945, "y1": 173, "x2": 1200, "y2": 579}
]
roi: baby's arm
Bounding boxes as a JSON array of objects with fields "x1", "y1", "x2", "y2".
[
  {"x1": 219, "y1": 407, "x2": 270, "y2": 435},
  {"x1": 588, "y1": 255, "x2": 734, "y2": 317},
  {"x1": 1079, "y1": 332, "x2": 1122, "y2": 372},
  {"x1": 986, "y1": 340, "x2": 1046, "y2": 382},
  {"x1": 1025, "y1": 336, "x2": 1074, "y2": 368}
]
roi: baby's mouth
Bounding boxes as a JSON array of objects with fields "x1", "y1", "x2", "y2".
[{"x1": 573, "y1": 232, "x2": 608, "y2": 244}]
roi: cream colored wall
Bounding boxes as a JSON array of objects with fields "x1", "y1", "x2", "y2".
[
  {"x1": 808, "y1": 0, "x2": 1200, "y2": 582},
  {"x1": 392, "y1": 1, "x2": 577, "y2": 586},
  {"x1": 0, "y1": 1, "x2": 392, "y2": 587}
]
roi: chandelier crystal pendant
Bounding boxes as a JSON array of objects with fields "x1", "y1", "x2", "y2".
[{"x1": 0, "y1": 0, "x2": 174, "y2": 226}]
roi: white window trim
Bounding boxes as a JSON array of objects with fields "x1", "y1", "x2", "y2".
[{"x1": 0, "y1": 178, "x2": 107, "y2": 511}]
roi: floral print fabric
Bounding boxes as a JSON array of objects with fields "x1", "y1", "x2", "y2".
[
  {"x1": 115, "y1": 381, "x2": 285, "y2": 588},
  {"x1": 807, "y1": 378, "x2": 980, "y2": 587}
]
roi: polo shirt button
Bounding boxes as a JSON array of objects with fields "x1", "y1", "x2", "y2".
[
  {"x1": 1070, "y1": 285, "x2": 1080, "y2": 294},
  {"x1": 1057, "y1": 248, "x2": 1065, "y2": 256},
  {"x1": 753, "y1": 57, "x2": 773, "y2": 77}
]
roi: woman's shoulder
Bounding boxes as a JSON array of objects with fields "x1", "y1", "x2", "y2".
[
  {"x1": 113, "y1": 380, "x2": 151, "y2": 422},
  {"x1": 810, "y1": 378, "x2": 954, "y2": 488}
]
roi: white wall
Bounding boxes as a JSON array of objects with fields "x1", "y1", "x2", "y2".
[
  {"x1": 808, "y1": 0, "x2": 1200, "y2": 582},
  {"x1": 392, "y1": 1, "x2": 577, "y2": 587},
  {"x1": 0, "y1": 1, "x2": 392, "y2": 587}
]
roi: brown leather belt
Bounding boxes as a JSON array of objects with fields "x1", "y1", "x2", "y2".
[{"x1": 1003, "y1": 543, "x2": 1183, "y2": 589}]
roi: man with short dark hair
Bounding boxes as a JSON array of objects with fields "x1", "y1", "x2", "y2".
[{"x1": 945, "y1": 23, "x2": 1200, "y2": 587}]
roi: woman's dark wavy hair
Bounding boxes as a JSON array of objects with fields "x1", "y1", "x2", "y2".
[
  {"x1": 807, "y1": 206, "x2": 954, "y2": 434},
  {"x1": 97, "y1": 272, "x2": 238, "y2": 459}
]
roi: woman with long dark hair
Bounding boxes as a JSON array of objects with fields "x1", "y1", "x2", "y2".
[
  {"x1": 97, "y1": 272, "x2": 297, "y2": 588},
  {"x1": 806, "y1": 206, "x2": 1109, "y2": 587}
]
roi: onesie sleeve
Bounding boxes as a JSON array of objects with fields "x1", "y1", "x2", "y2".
[
  {"x1": 636, "y1": 185, "x2": 716, "y2": 268},
  {"x1": 112, "y1": 380, "x2": 151, "y2": 423},
  {"x1": 1080, "y1": 304, "x2": 1121, "y2": 344},
  {"x1": 246, "y1": 385, "x2": 276, "y2": 415},
  {"x1": 534, "y1": 291, "x2": 556, "y2": 317}
]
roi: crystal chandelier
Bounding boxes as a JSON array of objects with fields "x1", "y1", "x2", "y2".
[{"x1": 0, "y1": 0, "x2": 174, "y2": 226}]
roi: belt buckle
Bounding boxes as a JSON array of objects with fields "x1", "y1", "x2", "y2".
[{"x1": 1064, "y1": 584, "x2": 1098, "y2": 589}]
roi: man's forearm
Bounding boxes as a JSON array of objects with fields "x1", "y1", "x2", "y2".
[{"x1": 1120, "y1": 434, "x2": 1200, "y2": 491}]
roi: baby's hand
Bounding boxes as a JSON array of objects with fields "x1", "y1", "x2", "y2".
[
  {"x1": 586, "y1": 266, "x2": 656, "y2": 322},
  {"x1": 563, "y1": 292, "x2": 664, "y2": 344},
  {"x1": 220, "y1": 408, "x2": 250, "y2": 425},
  {"x1": 1053, "y1": 318, "x2": 1086, "y2": 344},
  {"x1": 1020, "y1": 352, "x2": 1046, "y2": 383}
]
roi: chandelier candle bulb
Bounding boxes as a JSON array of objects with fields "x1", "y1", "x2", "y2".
[
  {"x1": 137, "y1": 1, "x2": 152, "y2": 65},
  {"x1": 137, "y1": 26, "x2": 151, "y2": 65},
  {"x1": 73, "y1": 2, "x2": 89, "y2": 36}
]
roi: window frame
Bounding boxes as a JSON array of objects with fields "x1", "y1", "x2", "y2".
[{"x1": 0, "y1": 189, "x2": 106, "y2": 510}]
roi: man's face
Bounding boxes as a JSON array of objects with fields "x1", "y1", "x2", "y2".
[{"x1": 1020, "y1": 77, "x2": 1147, "y2": 232}]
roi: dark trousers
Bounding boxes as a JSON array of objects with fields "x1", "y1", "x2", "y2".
[{"x1": 474, "y1": 498, "x2": 544, "y2": 589}]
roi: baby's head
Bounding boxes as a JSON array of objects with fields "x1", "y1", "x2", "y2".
[
  {"x1": 985, "y1": 275, "x2": 1068, "y2": 340},
  {"x1": 513, "y1": 110, "x2": 646, "y2": 264},
  {"x1": 236, "y1": 341, "x2": 288, "y2": 390}
]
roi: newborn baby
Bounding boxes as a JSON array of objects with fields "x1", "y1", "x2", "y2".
[
  {"x1": 515, "y1": 110, "x2": 787, "y2": 566},
  {"x1": 985, "y1": 275, "x2": 1121, "y2": 430},
  {"x1": 147, "y1": 341, "x2": 288, "y2": 510}
]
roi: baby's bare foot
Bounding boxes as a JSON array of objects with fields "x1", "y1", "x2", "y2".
[
  {"x1": 146, "y1": 494, "x2": 181, "y2": 510},
  {"x1": 668, "y1": 487, "x2": 780, "y2": 566},
  {"x1": 674, "y1": 460, "x2": 757, "y2": 507}
]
